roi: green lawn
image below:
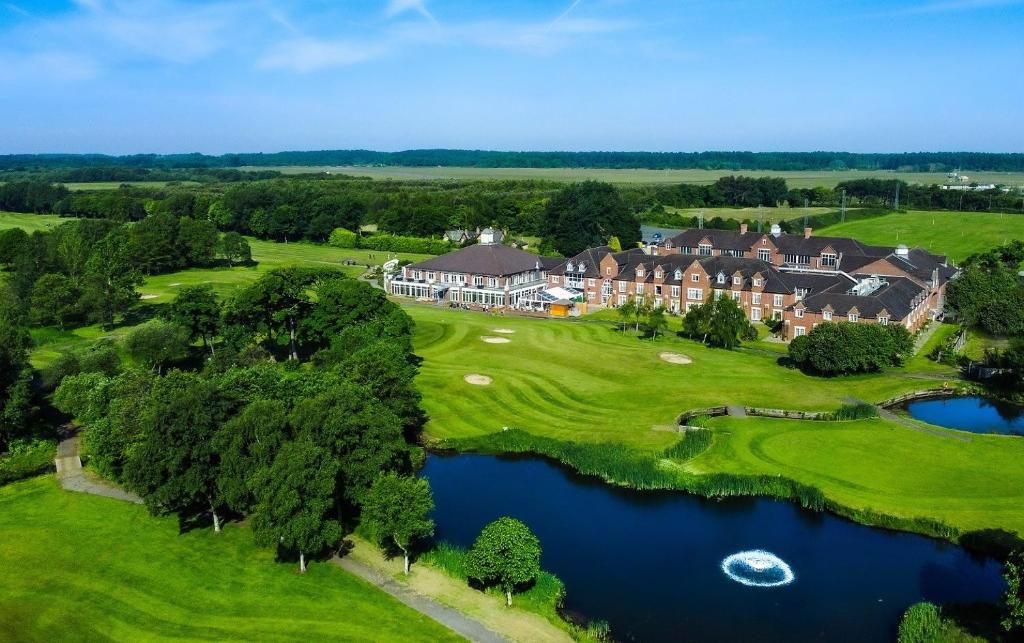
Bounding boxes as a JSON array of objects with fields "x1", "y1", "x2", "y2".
[
  {"x1": 0, "y1": 476, "x2": 460, "y2": 642},
  {"x1": 689, "y1": 415, "x2": 1024, "y2": 538},
  {"x1": 408, "y1": 305, "x2": 943, "y2": 452},
  {"x1": 0, "y1": 212, "x2": 66, "y2": 233},
  {"x1": 663, "y1": 205, "x2": 843, "y2": 222},
  {"x1": 244, "y1": 166, "x2": 1024, "y2": 189},
  {"x1": 818, "y1": 210, "x2": 1024, "y2": 262}
]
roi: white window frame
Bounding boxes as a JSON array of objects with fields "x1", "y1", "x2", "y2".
[
  {"x1": 671, "y1": 286, "x2": 680, "y2": 298},
  {"x1": 752, "y1": 293, "x2": 761, "y2": 305},
  {"x1": 848, "y1": 313, "x2": 859, "y2": 322},
  {"x1": 691, "y1": 273, "x2": 700, "y2": 283},
  {"x1": 687, "y1": 288, "x2": 703, "y2": 301},
  {"x1": 618, "y1": 281, "x2": 626, "y2": 293},
  {"x1": 823, "y1": 311, "x2": 832, "y2": 321},
  {"x1": 636, "y1": 283, "x2": 645, "y2": 295},
  {"x1": 751, "y1": 308, "x2": 761, "y2": 321},
  {"x1": 794, "y1": 308, "x2": 804, "y2": 318},
  {"x1": 773, "y1": 294, "x2": 784, "y2": 307},
  {"x1": 758, "y1": 249, "x2": 771, "y2": 262},
  {"x1": 795, "y1": 326, "x2": 806, "y2": 337}
]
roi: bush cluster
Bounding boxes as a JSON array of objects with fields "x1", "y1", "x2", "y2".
[{"x1": 789, "y1": 322, "x2": 915, "y2": 375}]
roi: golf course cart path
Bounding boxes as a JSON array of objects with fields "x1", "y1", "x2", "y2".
[
  {"x1": 334, "y1": 555, "x2": 509, "y2": 643},
  {"x1": 55, "y1": 435, "x2": 143, "y2": 504}
]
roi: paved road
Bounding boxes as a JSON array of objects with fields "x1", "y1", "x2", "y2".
[
  {"x1": 55, "y1": 435, "x2": 143, "y2": 504},
  {"x1": 334, "y1": 555, "x2": 508, "y2": 643}
]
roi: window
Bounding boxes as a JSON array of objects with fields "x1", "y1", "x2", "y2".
[
  {"x1": 795, "y1": 288, "x2": 808, "y2": 301},
  {"x1": 488, "y1": 277, "x2": 497, "y2": 288},
  {"x1": 773, "y1": 294, "x2": 784, "y2": 307},
  {"x1": 566, "y1": 262, "x2": 575, "y2": 272},
  {"x1": 753, "y1": 278, "x2": 762, "y2": 287},
  {"x1": 473, "y1": 276, "x2": 484, "y2": 286},
  {"x1": 551, "y1": 276, "x2": 560, "y2": 284},
  {"x1": 878, "y1": 317, "x2": 889, "y2": 325},
  {"x1": 821, "y1": 253, "x2": 837, "y2": 267},
  {"x1": 691, "y1": 273, "x2": 700, "y2": 283},
  {"x1": 758, "y1": 249, "x2": 771, "y2": 262},
  {"x1": 795, "y1": 326, "x2": 806, "y2": 337},
  {"x1": 784, "y1": 253, "x2": 811, "y2": 265},
  {"x1": 655, "y1": 285, "x2": 662, "y2": 296},
  {"x1": 751, "y1": 308, "x2": 761, "y2": 321},
  {"x1": 618, "y1": 295, "x2": 627, "y2": 305},
  {"x1": 427, "y1": 272, "x2": 435, "y2": 281},
  {"x1": 587, "y1": 291, "x2": 595, "y2": 301},
  {"x1": 671, "y1": 286, "x2": 680, "y2": 298},
  {"x1": 674, "y1": 269, "x2": 682, "y2": 280},
  {"x1": 731, "y1": 291, "x2": 741, "y2": 301},
  {"x1": 654, "y1": 270, "x2": 663, "y2": 279},
  {"x1": 823, "y1": 311, "x2": 832, "y2": 321},
  {"x1": 588, "y1": 278, "x2": 595, "y2": 287},
  {"x1": 752, "y1": 292, "x2": 761, "y2": 305},
  {"x1": 606, "y1": 267, "x2": 612, "y2": 276},
  {"x1": 732, "y1": 276, "x2": 741, "y2": 285},
  {"x1": 848, "y1": 313, "x2": 859, "y2": 322},
  {"x1": 687, "y1": 288, "x2": 703, "y2": 301},
  {"x1": 636, "y1": 283, "x2": 645, "y2": 295},
  {"x1": 636, "y1": 266, "x2": 645, "y2": 277},
  {"x1": 794, "y1": 308, "x2": 804, "y2": 318},
  {"x1": 618, "y1": 281, "x2": 626, "y2": 293},
  {"x1": 716, "y1": 273, "x2": 725, "y2": 284},
  {"x1": 699, "y1": 244, "x2": 713, "y2": 256}
]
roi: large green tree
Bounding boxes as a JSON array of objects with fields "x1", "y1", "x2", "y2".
[
  {"x1": 362, "y1": 473, "x2": 435, "y2": 575},
  {"x1": 0, "y1": 312, "x2": 33, "y2": 451},
  {"x1": 81, "y1": 228, "x2": 142, "y2": 328},
  {"x1": 124, "y1": 319, "x2": 190, "y2": 374},
  {"x1": 251, "y1": 438, "x2": 342, "y2": 573},
  {"x1": 167, "y1": 285, "x2": 221, "y2": 354},
  {"x1": 123, "y1": 371, "x2": 227, "y2": 531},
  {"x1": 465, "y1": 517, "x2": 542, "y2": 607},
  {"x1": 1005, "y1": 551, "x2": 1024, "y2": 632},
  {"x1": 543, "y1": 181, "x2": 640, "y2": 256},
  {"x1": 708, "y1": 293, "x2": 749, "y2": 349}
]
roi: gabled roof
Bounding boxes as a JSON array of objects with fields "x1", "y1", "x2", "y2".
[
  {"x1": 795, "y1": 275, "x2": 926, "y2": 320},
  {"x1": 409, "y1": 243, "x2": 543, "y2": 276},
  {"x1": 548, "y1": 246, "x2": 615, "y2": 277}
]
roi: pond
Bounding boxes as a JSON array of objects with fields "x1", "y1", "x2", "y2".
[
  {"x1": 423, "y1": 453, "x2": 1005, "y2": 643},
  {"x1": 905, "y1": 396, "x2": 1024, "y2": 436}
]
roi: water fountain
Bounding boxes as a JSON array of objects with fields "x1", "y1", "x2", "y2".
[{"x1": 720, "y1": 550, "x2": 795, "y2": 587}]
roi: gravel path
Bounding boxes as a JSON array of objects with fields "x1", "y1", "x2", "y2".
[
  {"x1": 334, "y1": 555, "x2": 508, "y2": 643},
  {"x1": 55, "y1": 436, "x2": 142, "y2": 504}
]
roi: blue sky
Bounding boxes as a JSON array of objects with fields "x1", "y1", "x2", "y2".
[{"x1": 1, "y1": 0, "x2": 1022, "y2": 154}]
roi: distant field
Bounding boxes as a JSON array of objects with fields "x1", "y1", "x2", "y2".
[
  {"x1": 242, "y1": 165, "x2": 1024, "y2": 188},
  {"x1": 817, "y1": 210, "x2": 1024, "y2": 262},
  {"x1": 663, "y1": 205, "x2": 841, "y2": 222},
  {"x1": 0, "y1": 212, "x2": 65, "y2": 232}
]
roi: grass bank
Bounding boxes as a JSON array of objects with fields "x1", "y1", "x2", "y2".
[{"x1": 0, "y1": 476, "x2": 461, "y2": 642}]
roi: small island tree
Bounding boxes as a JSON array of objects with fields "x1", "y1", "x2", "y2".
[
  {"x1": 1005, "y1": 550, "x2": 1023, "y2": 632},
  {"x1": 466, "y1": 517, "x2": 541, "y2": 607},
  {"x1": 362, "y1": 473, "x2": 435, "y2": 575}
]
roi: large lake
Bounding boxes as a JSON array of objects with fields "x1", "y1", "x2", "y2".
[
  {"x1": 423, "y1": 453, "x2": 1004, "y2": 643},
  {"x1": 906, "y1": 396, "x2": 1024, "y2": 436}
]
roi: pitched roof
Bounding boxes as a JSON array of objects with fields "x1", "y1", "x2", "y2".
[
  {"x1": 795, "y1": 275, "x2": 926, "y2": 320},
  {"x1": 548, "y1": 246, "x2": 615, "y2": 277},
  {"x1": 409, "y1": 244, "x2": 543, "y2": 276}
]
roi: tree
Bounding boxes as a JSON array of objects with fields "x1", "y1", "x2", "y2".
[
  {"x1": 328, "y1": 228, "x2": 358, "y2": 249},
  {"x1": 607, "y1": 235, "x2": 622, "y2": 252},
  {"x1": 543, "y1": 181, "x2": 641, "y2": 256},
  {"x1": 647, "y1": 304, "x2": 668, "y2": 338},
  {"x1": 81, "y1": 228, "x2": 142, "y2": 328},
  {"x1": 0, "y1": 313, "x2": 33, "y2": 451},
  {"x1": 634, "y1": 296, "x2": 651, "y2": 332},
  {"x1": 1005, "y1": 550, "x2": 1024, "y2": 632},
  {"x1": 251, "y1": 438, "x2": 341, "y2": 573},
  {"x1": 215, "y1": 399, "x2": 289, "y2": 513},
  {"x1": 122, "y1": 371, "x2": 226, "y2": 531},
  {"x1": 177, "y1": 217, "x2": 219, "y2": 266},
  {"x1": 0, "y1": 228, "x2": 28, "y2": 265},
  {"x1": 124, "y1": 319, "x2": 190, "y2": 374},
  {"x1": 30, "y1": 273, "x2": 82, "y2": 329},
  {"x1": 220, "y1": 232, "x2": 251, "y2": 266},
  {"x1": 708, "y1": 293, "x2": 749, "y2": 349},
  {"x1": 167, "y1": 285, "x2": 221, "y2": 354},
  {"x1": 682, "y1": 297, "x2": 713, "y2": 343},
  {"x1": 362, "y1": 473, "x2": 435, "y2": 575},
  {"x1": 466, "y1": 517, "x2": 542, "y2": 607},
  {"x1": 617, "y1": 298, "x2": 636, "y2": 333}
]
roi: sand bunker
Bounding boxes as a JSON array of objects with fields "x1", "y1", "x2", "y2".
[
  {"x1": 168, "y1": 283, "x2": 182, "y2": 287},
  {"x1": 660, "y1": 352, "x2": 692, "y2": 365},
  {"x1": 464, "y1": 374, "x2": 493, "y2": 386},
  {"x1": 481, "y1": 336, "x2": 511, "y2": 344},
  {"x1": 492, "y1": 328, "x2": 515, "y2": 334},
  {"x1": 139, "y1": 294, "x2": 159, "y2": 300}
]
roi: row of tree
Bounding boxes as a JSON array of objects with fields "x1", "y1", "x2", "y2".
[{"x1": 0, "y1": 219, "x2": 250, "y2": 331}]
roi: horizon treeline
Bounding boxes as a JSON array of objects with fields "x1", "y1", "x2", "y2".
[{"x1": 3, "y1": 150, "x2": 1024, "y2": 172}]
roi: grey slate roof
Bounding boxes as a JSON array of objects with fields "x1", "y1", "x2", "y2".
[
  {"x1": 795, "y1": 275, "x2": 926, "y2": 320},
  {"x1": 409, "y1": 244, "x2": 544, "y2": 276}
]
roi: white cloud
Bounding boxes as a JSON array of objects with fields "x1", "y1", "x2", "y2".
[
  {"x1": 258, "y1": 38, "x2": 390, "y2": 72},
  {"x1": 385, "y1": 0, "x2": 436, "y2": 22}
]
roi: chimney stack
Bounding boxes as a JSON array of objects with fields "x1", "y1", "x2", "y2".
[
  {"x1": 740, "y1": 223, "x2": 748, "y2": 234},
  {"x1": 804, "y1": 227, "x2": 812, "y2": 239}
]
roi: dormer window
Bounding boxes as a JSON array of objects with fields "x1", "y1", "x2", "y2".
[
  {"x1": 823, "y1": 311, "x2": 832, "y2": 321},
  {"x1": 567, "y1": 262, "x2": 575, "y2": 272},
  {"x1": 753, "y1": 278, "x2": 762, "y2": 287},
  {"x1": 699, "y1": 243, "x2": 713, "y2": 256},
  {"x1": 732, "y1": 276, "x2": 741, "y2": 286},
  {"x1": 848, "y1": 312, "x2": 859, "y2": 322},
  {"x1": 674, "y1": 269, "x2": 682, "y2": 280},
  {"x1": 878, "y1": 317, "x2": 889, "y2": 325},
  {"x1": 579, "y1": 263, "x2": 586, "y2": 272},
  {"x1": 717, "y1": 273, "x2": 725, "y2": 284},
  {"x1": 654, "y1": 269, "x2": 663, "y2": 279},
  {"x1": 636, "y1": 266, "x2": 645, "y2": 277}
]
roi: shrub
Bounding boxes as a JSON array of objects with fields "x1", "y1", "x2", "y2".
[
  {"x1": 821, "y1": 403, "x2": 878, "y2": 421},
  {"x1": 789, "y1": 322, "x2": 914, "y2": 375},
  {"x1": 0, "y1": 439, "x2": 56, "y2": 485},
  {"x1": 328, "y1": 227, "x2": 358, "y2": 249},
  {"x1": 359, "y1": 234, "x2": 454, "y2": 255},
  {"x1": 897, "y1": 602, "x2": 944, "y2": 643}
]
